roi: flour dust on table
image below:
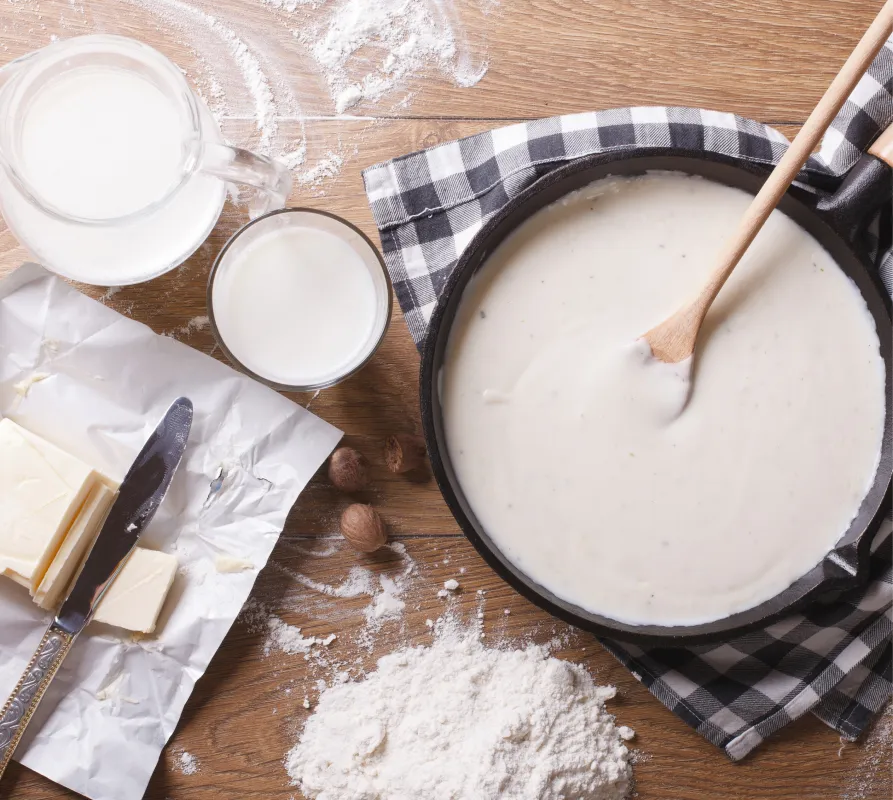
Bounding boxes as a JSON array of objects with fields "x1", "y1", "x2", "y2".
[
  {"x1": 286, "y1": 613, "x2": 634, "y2": 800},
  {"x1": 123, "y1": 0, "x2": 491, "y2": 188},
  {"x1": 289, "y1": 0, "x2": 491, "y2": 113},
  {"x1": 172, "y1": 750, "x2": 200, "y2": 777}
]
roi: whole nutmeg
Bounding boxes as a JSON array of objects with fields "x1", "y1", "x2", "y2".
[
  {"x1": 384, "y1": 434, "x2": 427, "y2": 474},
  {"x1": 340, "y1": 504, "x2": 388, "y2": 553},
  {"x1": 327, "y1": 447, "x2": 370, "y2": 491}
]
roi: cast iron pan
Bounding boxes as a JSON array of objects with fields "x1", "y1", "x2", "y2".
[{"x1": 420, "y1": 144, "x2": 893, "y2": 646}]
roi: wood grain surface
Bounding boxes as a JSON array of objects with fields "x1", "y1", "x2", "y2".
[{"x1": 0, "y1": 1, "x2": 890, "y2": 798}]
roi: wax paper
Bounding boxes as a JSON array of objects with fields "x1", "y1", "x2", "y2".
[{"x1": 0, "y1": 264, "x2": 342, "y2": 800}]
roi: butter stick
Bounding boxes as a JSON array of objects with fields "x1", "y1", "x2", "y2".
[
  {"x1": 35, "y1": 483, "x2": 116, "y2": 610},
  {"x1": 0, "y1": 419, "x2": 98, "y2": 589},
  {"x1": 92, "y1": 549, "x2": 178, "y2": 634}
]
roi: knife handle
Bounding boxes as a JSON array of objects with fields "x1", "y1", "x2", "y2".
[{"x1": 0, "y1": 623, "x2": 75, "y2": 780}]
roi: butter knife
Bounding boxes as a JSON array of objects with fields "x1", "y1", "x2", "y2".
[{"x1": 0, "y1": 396, "x2": 193, "y2": 779}]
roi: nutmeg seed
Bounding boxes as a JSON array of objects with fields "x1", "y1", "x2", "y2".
[
  {"x1": 384, "y1": 434, "x2": 427, "y2": 474},
  {"x1": 340, "y1": 504, "x2": 388, "y2": 553},
  {"x1": 328, "y1": 446, "x2": 370, "y2": 491}
]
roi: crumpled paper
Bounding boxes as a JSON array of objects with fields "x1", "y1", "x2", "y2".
[{"x1": 0, "y1": 264, "x2": 342, "y2": 800}]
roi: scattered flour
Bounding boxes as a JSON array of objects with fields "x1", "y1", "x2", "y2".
[
  {"x1": 167, "y1": 315, "x2": 211, "y2": 339},
  {"x1": 277, "y1": 140, "x2": 307, "y2": 171},
  {"x1": 364, "y1": 575, "x2": 405, "y2": 623},
  {"x1": 10, "y1": 0, "x2": 492, "y2": 200},
  {"x1": 274, "y1": 543, "x2": 415, "y2": 637},
  {"x1": 175, "y1": 750, "x2": 200, "y2": 776},
  {"x1": 314, "y1": 1, "x2": 450, "y2": 112},
  {"x1": 134, "y1": 0, "x2": 280, "y2": 152},
  {"x1": 293, "y1": 0, "x2": 488, "y2": 113},
  {"x1": 99, "y1": 285, "x2": 123, "y2": 302},
  {"x1": 284, "y1": 562, "x2": 377, "y2": 598},
  {"x1": 286, "y1": 539, "x2": 341, "y2": 558},
  {"x1": 261, "y1": 610, "x2": 337, "y2": 656},
  {"x1": 286, "y1": 615, "x2": 633, "y2": 799},
  {"x1": 105, "y1": 0, "x2": 490, "y2": 198},
  {"x1": 296, "y1": 150, "x2": 344, "y2": 187}
]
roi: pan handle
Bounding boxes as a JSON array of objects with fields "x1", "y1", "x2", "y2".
[{"x1": 817, "y1": 121, "x2": 893, "y2": 243}]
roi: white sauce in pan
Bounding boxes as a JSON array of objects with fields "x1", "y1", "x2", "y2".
[{"x1": 442, "y1": 174, "x2": 886, "y2": 626}]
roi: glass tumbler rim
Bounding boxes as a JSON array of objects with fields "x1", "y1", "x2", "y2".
[{"x1": 207, "y1": 206, "x2": 394, "y2": 393}]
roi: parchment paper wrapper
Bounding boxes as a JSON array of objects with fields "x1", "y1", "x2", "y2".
[{"x1": 0, "y1": 264, "x2": 342, "y2": 800}]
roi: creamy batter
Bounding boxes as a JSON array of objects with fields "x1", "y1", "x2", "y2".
[{"x1": 442, "y1": 174, "x2": 886, "y2": 626}]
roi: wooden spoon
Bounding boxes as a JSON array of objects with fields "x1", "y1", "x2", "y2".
[{"x1": 643, "y1": 0, "x2": 893, "y2": 365}]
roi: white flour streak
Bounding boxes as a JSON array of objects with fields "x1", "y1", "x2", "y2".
[
  {"x1": 115, "y1": 0, "x2": 489, "y2": 194},
  {"x1": 99, "y1": 286, "x2": 123, "y2": 303},
  {"x1": 271, "y1": 543, "x2": 415, "y2": 646},
  {"x1": 266, "y1": 614, "x2": 336, "y2": 656},
  {"x1": 175, "y1": 751, "x2": 200, "y2": 776},
  {"x1": 272, "y1": 0, "x2": 490, "y2": 113},
  {"x1": 277, "y1": 140, "x2": 307, "y2": 170},
  {"x1": 283, "y1": 539, "x2": 341, "y2": 558},
  {"x1": 133, "y1": 0, "x2": 283, "y2": 153},
  {"x1": 162, "y1": 315, "x2": 211, "y2": 339},
  {"x1": 297, "y1": 150, "x2": 343, "y2": 187},
  {"x1": 276, "y1": 562, "x2": 377, "y2": 598}
]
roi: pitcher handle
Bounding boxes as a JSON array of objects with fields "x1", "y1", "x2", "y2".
[{"x1": 199, "y1": 142, "x2": 291, "y2": 217}]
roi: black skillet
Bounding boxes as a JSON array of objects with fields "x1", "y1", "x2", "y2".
[{"x1": 420, "y1": 136, "x2": 893, "y2": 646}]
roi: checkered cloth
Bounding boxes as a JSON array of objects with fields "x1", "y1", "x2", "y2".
[{"x1": 363, "y1": 38, "x2": 893, "y2": 759}]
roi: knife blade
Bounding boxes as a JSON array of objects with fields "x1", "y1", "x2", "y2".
[
  {"x1": 0, "y1": 396, "x2": 193, "y2": 778},
  {"x1": 57, "y1": 396, "x2": 193, "y2": 635}
]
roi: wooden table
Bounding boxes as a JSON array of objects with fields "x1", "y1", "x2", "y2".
[{"x1": 1, "y1": 1, "x2": 889, "y2": 798}]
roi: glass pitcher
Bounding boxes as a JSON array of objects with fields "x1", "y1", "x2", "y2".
[{"x1": 0, "y1": 35, "x2": 291, "y2": 286}]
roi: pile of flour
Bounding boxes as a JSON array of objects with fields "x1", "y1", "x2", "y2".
[{"x1": 286, "y1": 617, "x2": 633, "y2": 799}]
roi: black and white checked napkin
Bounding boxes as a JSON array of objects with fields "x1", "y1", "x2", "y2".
[{"x1": 362, "y1": 40, "x2": 893, "y2": 759}]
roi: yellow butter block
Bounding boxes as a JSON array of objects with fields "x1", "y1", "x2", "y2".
[
  {"x1": 92, "y1": 548, "x2": 177, "y2": 634},
  {"x1": 35, "y1": 482, "x2": 116, "y2": 610},
  {"x1": 0, "y1": 419, "x2": 97, "y2": 589}
]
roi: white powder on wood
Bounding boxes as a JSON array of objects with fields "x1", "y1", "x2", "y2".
[
  {"x1": 296, "y1": 150, "x2": 345, "y2": 188},
  {"x1": 286, "y1": 0, "x2": 489, "y2": 113},
  {"x1": 176, "y1": 751, "x2": 200, "y2": 776},
  {"x1": 135, "y1": 0, "x2": 279, "y2": 151},
  {"x1": 165, "y1": 315, "x2": 211, "y2": 339},
  {"x1": 286, "y1": 619, "x2": 633, "y2": 799},
  {"x1": 364, "y1": 575, "x2": 405, "y2": 622},
  {"x1": 274, "y1": 543, "x2": 414, "y2": 636},
  {"x1": 265, "y1": 614, "x2": 337, "y2": 656},
  {"x1": 119, "y1": 0, "x2": 489, "y2": 196}
]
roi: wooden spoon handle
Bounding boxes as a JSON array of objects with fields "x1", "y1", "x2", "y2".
[
  {"x1": 692, "y1": 0, "x2": 893, "y2": 320},
  {"x1": 868, "y1": 120, "x2": 893, "y2": 167}
]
